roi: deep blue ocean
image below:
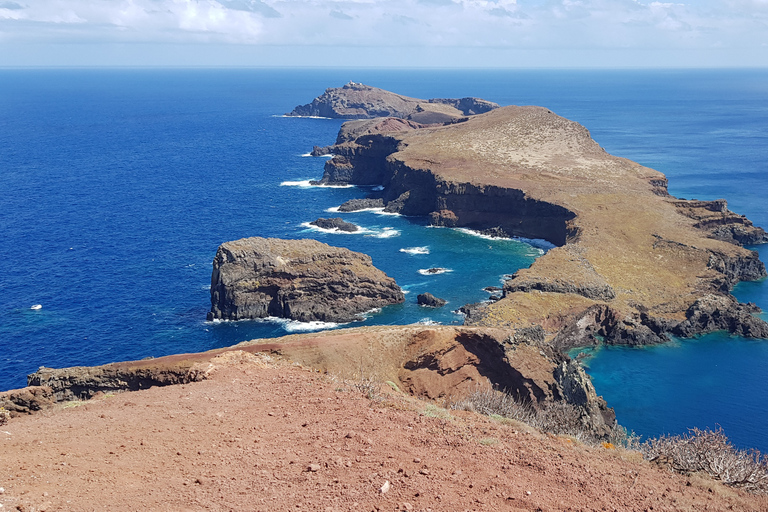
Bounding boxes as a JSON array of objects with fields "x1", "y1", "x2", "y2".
[{"x1": 1, "y1": 69, "x2": 767, "y2": 451}]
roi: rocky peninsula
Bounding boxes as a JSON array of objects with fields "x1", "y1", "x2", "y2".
[
  {"x1": 308, "y1": 94, "x2": 768, "y2": 347},
  {"x1": 207, "y1": 237, "x2": 403, "y2": 323}
]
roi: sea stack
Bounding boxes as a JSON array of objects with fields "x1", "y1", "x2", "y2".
[{"x1": 207, "y1": 237, "x2": 404, "y2": 323}]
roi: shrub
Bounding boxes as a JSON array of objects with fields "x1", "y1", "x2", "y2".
[
  {"x1": 0, "y1": 407, "x2": 9, "y2": 426},
  {"x1": 641, "y1": 427, "x2": 768, "y2": 494},
  {"x1": 450, "y1": 388, "x2": 590, "y2": 442}
]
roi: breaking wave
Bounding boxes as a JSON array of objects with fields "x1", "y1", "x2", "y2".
[{"x1": 399, "y1": 246, "x2": 430, "y2": 255}]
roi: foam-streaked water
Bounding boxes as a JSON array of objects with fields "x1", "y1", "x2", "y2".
[{"x1": 1, "y1": 69, "x2": 767, "y2": 452}]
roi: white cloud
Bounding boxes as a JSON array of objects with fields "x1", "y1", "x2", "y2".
[{"x1": 1, "y1": 0, "x2": 767, "y2": 65}]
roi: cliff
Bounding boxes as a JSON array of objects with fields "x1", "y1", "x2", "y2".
[
  {"x1": 312, "y1": 103, "x2": 768, "y2": 346},
  {"x1": 207, "y1": 237, "x2": 404, "y2": 323},
  {"x1": 287, "y1": 81, "x2": 498, "y2": 122}
]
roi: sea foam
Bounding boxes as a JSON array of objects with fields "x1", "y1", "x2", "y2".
[
  {"x1": 418, "y1": 268, "x2": 452, "y2": 275},
  {"x1": 280, "y1": 180, "x2": 354, "y2": 189},
  {"x1": 300, "y1": 221, "x2": 371, "y2": 235},
  {"x1": 399, "y1": 246, "x2": 430, "y2": 255}
]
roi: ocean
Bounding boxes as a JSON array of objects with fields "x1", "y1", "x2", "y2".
[{"x1": 1, "y1": 68, "x2": 767, "y2": 451}]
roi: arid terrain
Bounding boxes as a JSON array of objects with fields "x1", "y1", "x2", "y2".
[{"x1": 3, "y1": 350, "x2": 768, "y2": 512}]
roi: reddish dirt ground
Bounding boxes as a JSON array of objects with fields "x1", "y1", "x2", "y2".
[{"x1": 1, "y1": 351, "x2": 766, "y2": 512}]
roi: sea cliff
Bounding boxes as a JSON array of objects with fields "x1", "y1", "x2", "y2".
[{"x1": 311, "y1": 102, "x2": 768, "y2": 347}]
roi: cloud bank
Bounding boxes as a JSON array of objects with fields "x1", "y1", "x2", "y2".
[{"x1": 1, "y1": 0, "x2": 767, "y2": 66}]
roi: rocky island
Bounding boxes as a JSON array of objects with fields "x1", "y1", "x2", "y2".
[
  {"x1": 207, "y1": 237, "x2": 403, "y2": 323},
  {"x1": 286, "y1": 81, "x2": 498, "y2": 123},
  {"x1": 306, "y1": 87, "x2": 768, "y2": 348}
]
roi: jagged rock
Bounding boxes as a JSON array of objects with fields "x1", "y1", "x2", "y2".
[
  {"x1": 484, "y1": 286, "x2": 502, "y2": 293},
  {"x1": 457, "y1": 302, "x2": 488, "y2": 322},
  {"x1": 286, "y1": 82, "x2": 498, "y2": 120},
  {"x1": 207, "y1": 237, "x2": 404, "y2": 323},
  {"x1": 674, "y1": 294, "x2": 768, "y2": 338},
  {"x1": 554, "y1": 359, "x2": 616, "y2": 439},
  {"x1": 309, "y1": 217, "x2": 359, "y2": 232},
  {"x1": 337, "y1": 198, "x2": 384, "y2": 212},
  {"x1": 417, "y1": 293, "x2": 446, "y2": 308},
  {"x1": 310, "y1": 145, "x2": 332, "y2": 156},
  {"x1": 383, "y1": 191, "x2": 410, "y2": 214},
  {"x1": 0, "y1": 386, "x2": 55, "y2": 417}
]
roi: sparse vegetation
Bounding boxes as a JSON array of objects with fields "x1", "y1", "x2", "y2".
[
  {"x1": 452, "y1": 387, "x2": 768, "y2": 495},
  {"x1": 0, "y1": 406, "x2": 9, "y2": 425},
  {"x1": 642, "y1": 427, "x2": 768, "y2": 495},
  {"x1": 450, "y1": 387, "x2": 595, "y2": 443}
]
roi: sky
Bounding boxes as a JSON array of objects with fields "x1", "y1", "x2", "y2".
[{"x1": 1, "y1": 0, "x2": 767, "y2": 67}]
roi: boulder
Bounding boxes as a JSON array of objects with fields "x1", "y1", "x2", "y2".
[
  {"x1": 208, "y1": 237, "x2": 404, "y2": 323},
  {"x1": 309, "y1": 217, "x2": 359, "y2": 232},
  {"x1": 417, "y1": 292, "x2": 447, "y2": 308}
]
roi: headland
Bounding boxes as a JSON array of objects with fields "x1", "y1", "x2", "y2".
[{"x1": 313, "y1": 94, "x2": 768, "y2": 349}]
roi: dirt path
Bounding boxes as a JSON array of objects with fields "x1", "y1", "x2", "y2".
[{"x1": 1, "y1": 351, "x2": 766, "y2": 512}]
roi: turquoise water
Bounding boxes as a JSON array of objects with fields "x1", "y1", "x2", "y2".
[{"x1": 1, "y1": 68, "x2": 767, "y2": 451}]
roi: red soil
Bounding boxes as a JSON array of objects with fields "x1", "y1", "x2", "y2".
[{"x1": 1, "y1": 351, "x2": 766, "y2": 512}]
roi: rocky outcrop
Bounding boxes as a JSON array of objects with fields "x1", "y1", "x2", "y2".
[
  {"x1": 337, "y1": 198, "x2": 384, "y2": 212},
  {"x1": 207, "y1": 237, "x2": 404, "y2": 323},
  {"x1": 286, "y1": 82, "x2": 498, "y2": 121},
  {"x1": 674, "y1": 199, "x2": 768, "y2": 246},
  {"x1": 504, "y1": 276, "x2": 616, "y2": 302},
  {"x1": 417, "y1": 292, "x2": 447, "y2": 307},
  {"x1": 674, "y1": 294, "x2": 768, "y2": 338},
  {"x1": 309, "y1": 217, "x2": 359, "y2": 232},
  {"x1": 0, "y1": 386, "x2": 55, "y2": 417},
  {"x1": 27, "y1": 362, "x2": 209, "y2": 402}
]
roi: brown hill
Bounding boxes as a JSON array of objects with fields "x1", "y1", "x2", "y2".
[{"x1": 1, "y1": 348, "x2": 766, "y2": 511}]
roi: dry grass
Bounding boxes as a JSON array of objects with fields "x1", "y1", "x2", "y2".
[{"x1": 449, "y1": 387, "x2": 607, "y2": 444}]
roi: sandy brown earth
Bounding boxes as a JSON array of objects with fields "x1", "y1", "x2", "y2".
[{"x1": 2, "y1": 351, "x2": 766, "y2": 512}]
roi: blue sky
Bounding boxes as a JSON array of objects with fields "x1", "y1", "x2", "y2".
[{"x1": 1, "y1": 0, "x2": 767, "y2": 67}]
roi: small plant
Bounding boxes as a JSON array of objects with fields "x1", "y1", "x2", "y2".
[
  {"x1": 421, "y1": 403, "x2": 451, "y2": 420},
  {"x1": 385, "y1": 381, "x2": 401, "y2": 393},
  {"x1": 353, "y1": 377, "x2": 383, "y2": 402},
  {"x1": 0, "y1": 406, "x2": 10, "y2": 425},
  {"x1": 479, "y1": 437, "x2": 499, "y2": 446}
]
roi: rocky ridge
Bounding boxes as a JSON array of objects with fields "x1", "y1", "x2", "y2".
[
  {"x1": 207, "y1": 237, "x2": 403, "y2": 323},
  {"x1": 308, "y1": 98, "x2": 768, "y2": 347},
  {"x1": 3, "y1": 325, "x2": 615, "y2": 440}
]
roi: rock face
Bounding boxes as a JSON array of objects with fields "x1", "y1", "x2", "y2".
[
  {"x1": 309, "y1": 217, "x2": 359, "y2": 232},
  {"x1": 305, "y1": 89, "x2": 768, "y2": 345},
  {"x1": 286, "y1": 82, "x2": 498, "y2": 121},
  {"x1": 337, "y1": 198, "x2": 384, "y2": 212},
  {"x1": 417, "y1": 292, "x2": 447, "y2": 308},
  {"x1": 207, "y1": 237, "x2": 404, "y2": 323}
]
